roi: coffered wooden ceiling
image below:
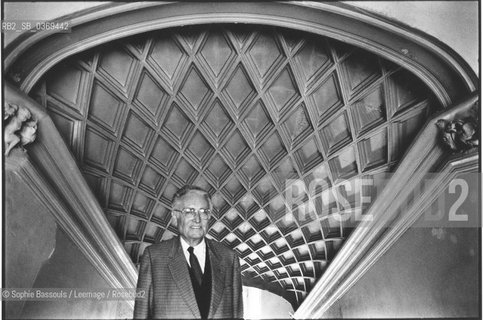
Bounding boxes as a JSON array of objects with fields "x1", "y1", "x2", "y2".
[{"x1": 31, "y1": 24, "x2": 438, "y2": 306}]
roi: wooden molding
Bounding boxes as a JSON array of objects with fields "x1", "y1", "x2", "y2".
[
  {"x1": 294, "y1": 92, "x2": 479, "y2": 319},
  {"x1": 5, "y1": 2, "x2": 476, "y2": 107},
  {"x1": 5, "y1": 82, "x2": 137, "y2": 308},
  {"x1": 5, "y1": 152, "x2": 133, "y2": 297}
]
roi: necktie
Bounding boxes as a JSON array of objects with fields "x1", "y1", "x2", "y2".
[{"x1": 188, "y1": 246, "x2": 203, "y2": 286}]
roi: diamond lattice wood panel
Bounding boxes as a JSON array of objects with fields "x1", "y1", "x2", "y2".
[{"x1": 31, "y1": 24, "x2": 440, "y2": 306}]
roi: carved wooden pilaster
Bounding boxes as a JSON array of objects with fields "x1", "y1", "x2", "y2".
[{"x1": 4, "y1": 81, "x2": 137, "y2": 309}]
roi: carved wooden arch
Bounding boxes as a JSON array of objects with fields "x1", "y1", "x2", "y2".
[{"x1": 5, "y1": 1, "x2": 477, "y2": 106}]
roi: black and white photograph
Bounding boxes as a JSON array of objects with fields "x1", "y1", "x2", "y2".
[{"x1": 2, "y1": 1, "x2": 480, "y2": 319}]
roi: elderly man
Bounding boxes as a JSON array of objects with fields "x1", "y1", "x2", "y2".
[{"x1": 134, "y1": 185, "x2": 243, "y2": 319}]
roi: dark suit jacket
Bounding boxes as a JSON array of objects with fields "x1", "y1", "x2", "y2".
[{"x1": 134, "y1": 237, "x2": 243, "y2": 319}]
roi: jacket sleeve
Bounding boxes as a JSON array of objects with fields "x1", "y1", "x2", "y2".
[
  {"x1": 232, "y1": 253, "x2": 244, "y2": 319},
  {"x1": 133, "y1": 248, "x2": 153, "y2": 319}
]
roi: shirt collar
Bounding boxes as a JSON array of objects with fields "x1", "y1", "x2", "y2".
[
  {"x1": 179, "y1": 237, "x2": 207, "y2": 271},
  {"x1": 180, "y1": 236, "x2": 206, "y2": 251}
]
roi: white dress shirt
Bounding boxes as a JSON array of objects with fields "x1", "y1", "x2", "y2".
[{"x1": 180, "y1": 237, "x2": 206, "y2": 273}]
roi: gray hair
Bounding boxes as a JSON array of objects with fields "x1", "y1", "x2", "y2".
[{"x1": 172, "y1": 185, "x2": 213, "y2": 210}]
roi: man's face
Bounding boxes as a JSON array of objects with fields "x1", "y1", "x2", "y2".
[{"x1": 172, "y1": 190, "x2": 210, "y2": 246}]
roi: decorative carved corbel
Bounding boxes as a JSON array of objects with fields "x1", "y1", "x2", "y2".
[
  {"x1": 4, "y1": 102, "x2": 38, "y2": 156},
  {"x1": 436, "y1": 104, "x2": 479, "y2": 153}
]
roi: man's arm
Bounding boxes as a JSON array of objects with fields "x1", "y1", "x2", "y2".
[
  {"x1": 133, "y1": 248, "x2": 153, "y2": 319},
  {"x1": 232, "y1": 254, "x2": 244, "y2": 319}
]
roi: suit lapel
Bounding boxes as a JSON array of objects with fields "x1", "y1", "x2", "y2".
[
  {"x1": 168, "y1": 238, "x2": 201, "y2": 318},
  {"x1": 207, "y1": 239, "x2": 227, "y2": 318}
]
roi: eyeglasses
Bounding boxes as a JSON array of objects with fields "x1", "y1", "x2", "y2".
[{"x1": 173, "y1": 208, "x2": 211, "y2": 220}]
